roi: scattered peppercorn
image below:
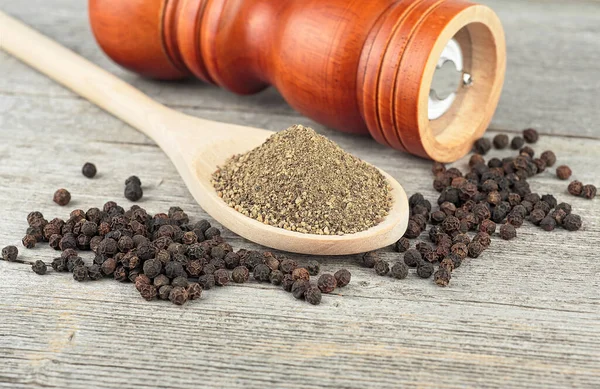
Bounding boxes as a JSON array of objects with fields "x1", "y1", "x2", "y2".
[
  {"x1": 540, "y1": 151, "x2": 556, "y2": 167},
  {"x1": 556, "y1": 165, "x2": 572, "y2": 180},
  {"x1": 31, "y1": 260, "x2": 47, "y2": 275},
  {"x1": 304, "y1": 286, "x2": 322, "y2": 305},
  {"x1": 334, "y1": 269, "x2": 351, "y2": 287},
  {"x1": 582, "y1": 184, "x2": 597, "y2": 199},
  {"x1": 473, "y1": 138, "x2": 492, "y2": 155},
  {"x1": 270, "y1": 270, "x2": 284, "y2": 285},
  {"x1": 2, "y1": 245, "x2": 18, "y2": 261},
  {"x1": 511, "y1": 136, "x2": 525, "y2": 150},
  {"x1": 213, "y1": 269, "x2": 230, "y2": 286},
  {"x1": 72, "y1": 265, "x2": 88, "y2": 282},
  {"x1": 317, "y1": 274, "x2": 337, "y2": 293},
  {"x1": 22, "y1": 234, "x2": 36, "y2": 249},
  {"x1": 169, "y1": 286, "x2": 188, "y2": 305},
  {"x1": 393, "y1": 237, "x2": 410, "y2": 252},
  {"x1": 292, "y1": 267, "x2": 310, "y2": 281},
  {"x1": 404, "y1": 249, "x2": 422, "y2": 268},
  {"x1": 568, "y1": 180, "x2": 583, "y2": 196},
  {"x1": 82, "y1": 162, "x2": 97, "y2": 178},
  {"x1": 522, "y1": 128, "x2": 539, "y2": 143},
  {"x1": 291, "y1": 279, "x2": 310, "y2": 299},
  {"x1": 232, "y1": 266, "x2": 249, "y2": 283},
  {"x1": 493, "y1": 134, "x2": 509, "y2": 149},
  {"x1": 499, "y1": 224, "x2": 517, "y2": 240},
  {"x1": 124, "y1": 182, "x2": 143, "y2": 202},
  {"x1": 279, "y1": 259, "x2": 297, "y2": 274},
  {"x1": 434, "y1": 268, "x2": 451, "y2": 287},
  {"x1": 416, "y1": 262, "x2": 434, "y2": 279},
  {"x1": 281, "y1": 274, "x2": 295, "y2": 292},
  {"x1": 390, "y1": 262, "x2": 408, "y2": 279},
  {"x1": 253, "y1": 264, "x2": 271, "y2": 282},
  {"x1": 306, "y1": 260, "x2": 320, "y2": 276},
  {"x1": 53, "y1": 189, "x2": 71, "y2": 206},
  {"x1": 374, "y1": 261, "x2": 390, "y2": 276},
  {"x1": 562, "y1": 214, "x2": 582, "y2": 231}
]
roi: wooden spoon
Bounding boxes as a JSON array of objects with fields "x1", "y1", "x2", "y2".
[{"x1": 0, "y1": 11, "x2": 409, "y2": 255}]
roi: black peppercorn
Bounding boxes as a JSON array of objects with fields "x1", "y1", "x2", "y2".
[
  {"x1": 279, "y1": 258, "x2": 298, "y2": 274},
  {"x1": 511, "y1": 136, "x2": 525, "y2": 150},
  {"x1": 416, "y1": 262, "x2": 434, "y2": 279},
  {"x1": 198, "y1": 274, "x2": 216, "y2": 290},
  {"x1": 499, "y1": 224, "x2": 517, "y2": 240},
  {"x1": 171, "y1": 276, "x2": 189, "y2": 288},
  {"x1": 493, "y1": 134, "x2": 509, "y2": 149},
  {"x1": 404, "y1": 220, "x2": 422, "y2": 239},
  {"x1": 317, "y1": 274, "x2": 337, "y2": 293},
  {"x1": 139, "y1": 284, "x2": 157, "y2": 301},
  {"x1": 187, "y1": 283, "x2": 203, "y2": 300},
  {"x1": 306, "y1": 260, "x2": 320, "y2": 276},
  {"x1": 473, "y1": 138, "x2": 492, "y2": 155},
  {"x1": 1, "y1": 245, "x2": 18, "y2": 261},
  {"x1": 31, "y1": 260, "x2": 47, "y2": 275},
  {"x1": 82, "y1": 162, "x2": 97, "y2": 178},
  {"x1": 467, "y1": 241, "x2": 484, "y2": 258},
  {"x1": 404, "y1": 249, "x2": 422, "y2": 268},
  {"x1": 305, "y1": 286, "x2": 322, "y2": 305},
  {"x1": 520, "y1": 146, "x2": 535, "y2": 158},
  {"x1": 434, "y1": 268, "x2": 451, "y2": 287},
  {"x1": 232, "y1": 266, "x2": 249, "y2": 283},
  {"x1": 72, "y1": 265, "x2": 88, "y2": 282},
  {"x1": 87, "y1": 264, "x2": 103, "y2": 280},
  {"x1": 213, "y1": 269, "x2": 230, "y2": 286},
  {"x1": 568, "y1": 180, "x2": 583, "y2": 196},
  {"x1": 282, "y1": 274, "x2": 295, "y2": 292},
  {"x1": 158, "y1": 285, "x2": 173, "y2": 300},
  {"x1": 450, "y1": 243, "x2": 468, "y2": 260},
  {"x1": 360, "y1": 251, "x2": 379, "y2": 268},
  {"x1": 291, "y1": 279, "x2": 310, "y2": 299},
  {"x1": 582, "y1": 184, "x2": 597, "y2": 199},
  {"x1": 556, "y1": 165, "x2": 572, "y2": 180},
  {"x1": 334, "y1": 269, "x2": 351, "y2": 287},
  {"x1": 432, "y1": 162, "x2": 446, "y2": 176},
  {"x1": 292, "y1": 267, "x2": 310, "y2": 281},
  {"x1": 143, "y1": 259, "x2": 162, "y2": 279},
  {"x1": 204, "y1": 227, "x2": 221, "y2": 239},
  {"x1": 253, "y1": 263, "x2": 271, "y2": 282},
  {"x1": 479, "y1": 219, "x2": 496, "y2": 234},
  {"x1": 113, "y1": 266, "x2": 128, "y2": 282},
  {"x1": 22, "y1": 234, "x2": 37, "y2": 249},
  {"x1": 165, "y1": 261, "x2": 186, "y2": 279},
  {"x1": 374, "y1": 261, "x2": 390, "y2": 276},
  {"x1": 269, "y1": 270, "x2": 284, "y2": 285},
  {"x1": 393, "y1": 237, "x2": 410, "y2": 252},
  {"x1": 522, "y1": 128, "x2": 539, "y2": 143},
  {"x1": 562, "y1": 214, "x2": 582, "y2": 231},
  {"x1": 390, "y1": 262, "x2": 408, "y2": 279},
  {"x1": 153, "y1": 274, "x2": 170, "y2": 288},
  {"x1": 124, "y1": 183, "x2": 143, "y2": 202},
  {"x1": 169, "y1": 286, "x2": 188, "y2": 305},
  {"x1": 53, "y1": 189, "x2": 71, "y2": 206}
]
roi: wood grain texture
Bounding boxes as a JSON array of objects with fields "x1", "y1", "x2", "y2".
[{"x1": 0, "y1": 0, "x2": 599, "y2": 388}]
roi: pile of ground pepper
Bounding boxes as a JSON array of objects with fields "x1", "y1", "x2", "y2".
[{"x1": 211, "y1": 125, "x2": 392, "y2": 235}]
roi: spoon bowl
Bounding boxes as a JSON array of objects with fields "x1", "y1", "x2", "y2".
[{"x1": 0, "y1": 11, "x2": 409, "y2": 255}]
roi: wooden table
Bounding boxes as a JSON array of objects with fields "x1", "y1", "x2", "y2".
[{"x1": 1, "y1": 1, "x2": 598, "y2": 388}]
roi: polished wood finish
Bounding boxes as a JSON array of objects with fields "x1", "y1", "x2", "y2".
[
  {"x1": 88, "y1": 0, "x2": 505, "y2": 162},
  {"x1": 0, "y1": 10, "x2": 409, "y2": 255}
]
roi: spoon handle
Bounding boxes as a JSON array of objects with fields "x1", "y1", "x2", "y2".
[{"x1": 0, "y1": 10, "x2": 170, "y2": 140}]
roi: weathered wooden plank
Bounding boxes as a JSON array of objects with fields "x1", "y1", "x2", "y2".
[{"x1": 1, "y1": 0, "x2": 599, "y2": 388}]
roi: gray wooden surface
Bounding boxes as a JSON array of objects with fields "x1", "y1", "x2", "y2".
[{"x1": 0, "y1": 1, "x2": 599, "y2": 388}]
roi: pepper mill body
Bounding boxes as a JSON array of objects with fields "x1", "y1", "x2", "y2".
[{"x1": 89, "y1": 0, "x2": 505, "y2": 162}]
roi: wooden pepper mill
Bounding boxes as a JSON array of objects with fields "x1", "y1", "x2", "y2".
[{"x1": 89, "y1": 0, "x2": 505, "y2": 162}]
